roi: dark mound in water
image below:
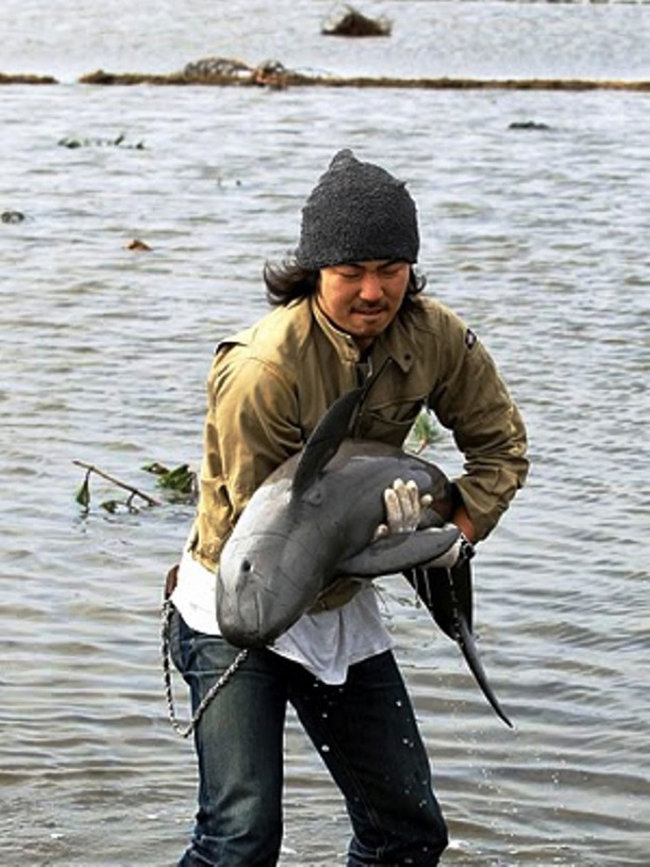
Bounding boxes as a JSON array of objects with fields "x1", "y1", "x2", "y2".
[
  {"x1": 508, "y1": 121, "x2": 552, "y2": 131},
  {"x1": 322, "y1": 6, "x2": 392, "y2": 37}
]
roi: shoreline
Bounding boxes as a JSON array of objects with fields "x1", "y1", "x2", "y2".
[{"x1": 1, "y1": 69, "x2": 649, "y2": 91}]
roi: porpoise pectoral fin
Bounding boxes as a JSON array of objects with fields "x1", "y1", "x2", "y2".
[
  {"x1": 404, "y1": 561, "x2": 513, "y2": 728},
  {"x1": 337, "y1": 525, "x2": 460, "y2": 578}
]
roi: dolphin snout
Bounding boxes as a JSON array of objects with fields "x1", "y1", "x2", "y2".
[
  {"x1": 215, "y1": 561, "x2": 269, "y2": 648},
  {"x1": 217, "y1": 555, "x2": 295, "y2": 648}
]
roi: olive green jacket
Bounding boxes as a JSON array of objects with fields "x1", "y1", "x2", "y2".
[{"x1": 190, "y1": 294, "x2": 528, "y2": 574}]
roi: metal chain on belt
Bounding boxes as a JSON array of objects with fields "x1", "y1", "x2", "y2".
[{"x1": 161, "y1": 599, "x2": 249, "y2": 738}]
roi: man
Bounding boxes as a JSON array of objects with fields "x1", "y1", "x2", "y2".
[{"x1": 168, "y1": 149, "x2": 528, "y2": 866}]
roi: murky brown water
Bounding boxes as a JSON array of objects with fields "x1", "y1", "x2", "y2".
[{"x1": 1, "y1": 4, "x2": 649, "y2": 865}]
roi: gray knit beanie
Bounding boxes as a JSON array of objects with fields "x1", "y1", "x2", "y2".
[{"x1": 295, "y1": 149, "x2": 419, "y2": 269}]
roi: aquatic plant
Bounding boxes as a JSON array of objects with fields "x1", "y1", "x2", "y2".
[
  {"x1": 409, "y1": 408, "x2": 441, "y2": 454},
  {"x1": 73, "y1": 460, "x2": 197, "y2": 514},
  {"x1": 58, "y1": 133, "x2": 145, "y2": 149},
  {"x1": 142, "y1": 462, "x2": 198, "y2": 501}
]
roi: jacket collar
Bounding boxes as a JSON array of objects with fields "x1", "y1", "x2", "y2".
[
  {"x1": 374, "y1": 309, "x2": 417, "y2": 374},
  {"x1": 310, "y1": 295, "x2": 417, "y2": 374},
  {"x1": 310, "y1": 296, "x2": 361, "y2": 363}
]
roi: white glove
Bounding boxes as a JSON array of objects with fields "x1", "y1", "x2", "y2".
[
  {"x1": 374, "y1": 478, "x2": 476, "y2": 568},
  {"x1": 374, "y1": 478, "x2": 432, "y2": 539}
]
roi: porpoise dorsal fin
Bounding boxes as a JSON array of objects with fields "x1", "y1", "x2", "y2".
[
  {"x1": 292, "y1": 359, "x2": 390, "y2": 499},
  {"x1": 292, "y1": 385, "x2": 364, "y2": 499}
]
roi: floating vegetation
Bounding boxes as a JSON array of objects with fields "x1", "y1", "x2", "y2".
[
  {"x1": 143, "y1": 462, "x2": 198, "y2": 502},
  {"x1": 0, "y1": 72, "x2": 57, "y2": 85},
  {"x1": 183, "y1": 57, "x2": 252, "y2": 79},
  {"x1": 181, "y1": 56, "x2": 290, "y2": 87},
  {"x1": 58, "y1": 133, "x2": 146, "y2": 149},
  {"x1": 74, "y1": 459, "x2": 198, "y2": 515},
  {"x1": 73, "y1": 460, "x2": 161, "y2": 514},
  {"x1": 72, "y1": 67, "x2": 650, "y2": 92},
  {"x1": 508, "y1": 121, "x2": 552, "y2": 130},
  {"x1": 1, "y1": 211, "x2": 25, "y2": 224},
  {"x1": 78, "y1": 58, "x2": 292, "y2": 88},
  {"x1": 322, "y1": 6, "x2": 392, "y2": 37},
  {"x1": 0, "y1": 58, "x2": 649, "y2": 91}
]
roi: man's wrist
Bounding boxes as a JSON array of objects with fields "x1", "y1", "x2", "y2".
[{"x1": 451, "y1": 504, "x2": 476, "y2": 543}]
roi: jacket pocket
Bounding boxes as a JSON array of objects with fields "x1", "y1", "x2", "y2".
[{"x1": 357, "y1": 398, "x2": 425, "y2": 446}]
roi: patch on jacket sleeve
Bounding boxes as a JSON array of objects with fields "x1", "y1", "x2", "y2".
[{"x1": 465, "y1": 328, "x2": 478, "y2": 349}]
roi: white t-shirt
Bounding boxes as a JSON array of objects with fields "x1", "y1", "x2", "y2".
[{"x1": 170, "y1": 548, "x2": 393, "y2": 685}]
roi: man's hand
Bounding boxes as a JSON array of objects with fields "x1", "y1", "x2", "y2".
[
  {"x1": 374, "y1": 478, "x2": 476, "y2": 568},
  {"x1": 374, "y1": 478, "x2": 431, "y2": 539}
]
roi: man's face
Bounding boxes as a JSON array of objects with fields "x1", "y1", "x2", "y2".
[{"x1": 317, "y1": 260, "x2": 410, "y2": 350}]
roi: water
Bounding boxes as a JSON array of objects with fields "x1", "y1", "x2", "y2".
[
  {"x1": 1, "y1": 0, "x2": 649, "y2": 82},
  {"x1": 1, "y1": 3, "x2": 649, "y2": 865}
]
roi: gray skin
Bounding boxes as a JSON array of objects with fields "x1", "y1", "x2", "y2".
[
  {"x1": 216, "y1": 383, "x2": 513, "y2": 727},
  {"x1": 217, "y1": 438, "x2": 459, "y2": 647}
]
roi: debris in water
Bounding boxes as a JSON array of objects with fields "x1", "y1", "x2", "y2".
[
  {"x1": 125, "y1": 238, "x2": 152, "y2": 252},
  {"x1": 183, "y1": 57, "x2": 252, "y2": 80},
  {"x1": 1, "y1": 210, "x2": 25, "y2": 224},
  {"x1": 508, "y1": 121, "x2": 552, "y2": 131},
  {"x1": 58, "y1": 134, "x2": 145, "y2": 149},
  {"x1": 322, "y1": 6, "x2": 392, "y2": 38}
]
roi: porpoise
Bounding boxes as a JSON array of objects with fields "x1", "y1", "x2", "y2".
[{"x1": 216, "y1": 378, "x2": 513, "y2": 727}]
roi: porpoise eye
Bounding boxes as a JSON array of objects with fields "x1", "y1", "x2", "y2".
[
  {"x1": 240, "y1": 558, "x2": 252, "y2": 574},
  {"x1": 304, "y1": 487, "x2": 323, "y2": 506}
]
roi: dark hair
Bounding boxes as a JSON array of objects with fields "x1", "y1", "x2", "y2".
[{"x1": 263, "y1": 258, "x2": 427, "y2": 309}]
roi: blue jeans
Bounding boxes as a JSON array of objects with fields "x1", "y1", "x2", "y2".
[{"x1": 170, "y1": 607, "x2": 448, "y2": 866}]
